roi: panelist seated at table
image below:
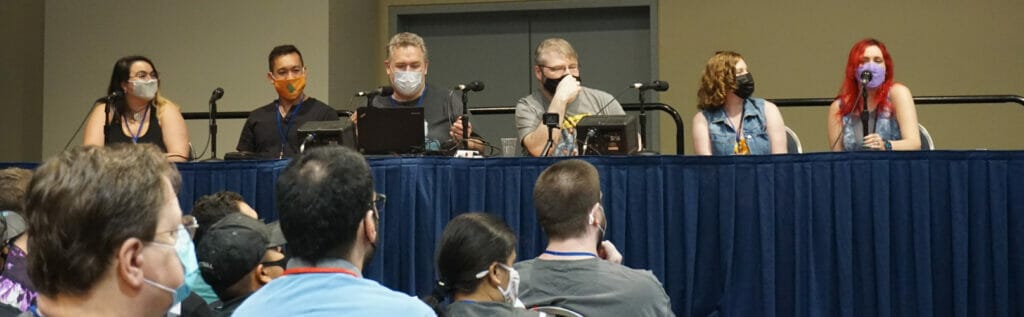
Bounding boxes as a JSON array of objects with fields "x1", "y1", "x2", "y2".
[
  {"x1": 827, "y1": 38, "x2": 920, "y2": 151},
  {"x1": 516, "y1": 38, "x2": 625, "y2": 157},
  {"x1": 83, "y1": 55, "x2": 191, "y2": 162},
  {"x1": 692, "y1": 51, "x2": 787, "y2": 156},
  {"x1": 236, "y1": 45, "x2": 338, "y2": 159},
  {"x1": 361, "y1": 32, "x2": 484, "y2": 153}
]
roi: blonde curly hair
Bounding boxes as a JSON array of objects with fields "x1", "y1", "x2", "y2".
[{"x1": 697, "y1": 51, "x2": 743, "y2": 110}]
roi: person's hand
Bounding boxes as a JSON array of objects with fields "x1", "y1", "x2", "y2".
[
  {"x1": 552, "y1": 75, "x2": 581, "y2": 105},
  {"x1": 449, "y1": 116, "x2": 473, "y2": 141},
  {"x1": 597, "y1": 240, "x2": 623, "y2": 264},
  {"x1": 862, "y1": 133, "x2": 885, "y2": 151},
  {"x1": 350, "y1": 110, "x2": 358, "y2": 124}
]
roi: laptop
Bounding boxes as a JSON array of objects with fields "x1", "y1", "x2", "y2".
[{"x1": 356, "y1": 106, "x2": 425, "y2": 155}]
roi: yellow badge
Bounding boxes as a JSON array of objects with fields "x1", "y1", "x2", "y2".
[{"x1": 734, "y1": 138, "x2": 750, "y2": 155}]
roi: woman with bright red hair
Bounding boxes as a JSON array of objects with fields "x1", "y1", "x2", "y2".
[{"x1": 827, "y1": 39, "x2": 920, "y2": 151}]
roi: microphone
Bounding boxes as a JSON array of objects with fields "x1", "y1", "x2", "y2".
[
  {"x1": 105, "y1": 90, "x2": 123, "y2": 101},
  {"x1": 859, "y1": 71, "x2": 872, "y2": 85},
  {"x1": 209, "y1": 87, "x2": 224, "y2": 103},
  {"x1": 355, "y1": 86, "x2": 394, "y2": 97},
  {"x1": 454, "y1": 81, "x2": 485, "y2": 92},
  {"x1": 630, "y1": 80, "x2": 669, "y2": 92}
]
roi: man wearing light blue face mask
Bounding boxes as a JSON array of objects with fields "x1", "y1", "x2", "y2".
[
  {"x1": 23, "y1": 144, "x2": 190, "y2": 317},
  {"x1": 371, "y1": 32, "x2": 485, "y2": 153}
]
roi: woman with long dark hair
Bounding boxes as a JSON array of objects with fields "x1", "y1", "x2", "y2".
[
  {"x1": 423, "y1": 213, "x2": 539, "y2": 317},
  {"x1": 83, "y1": 56, "x2": 191, "y2": 161},
  {"x1": 827, "y1": 39, "x2": 920, "y2": 151}
]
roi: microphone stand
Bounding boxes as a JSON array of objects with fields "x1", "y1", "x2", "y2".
[
  {"x1": 460, "y1": 91, "x2": 471, "y2": 150},
  {"x1": 205, "y1": 98, "x2": 221, "y2": 161},
  {"x1": 541, "y1": 124, "x2": 555, "y2": 157},
  {"x1": 635, "y1": 90, "x2": 659, "y2": 155},
  {"x1": 860, "y1": 81, "x2": 870, "y2": 139}
]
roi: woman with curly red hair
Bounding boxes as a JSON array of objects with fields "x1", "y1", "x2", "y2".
[
  {"x1": 827, "y1": 39, "x2": 920, "y2": 151},
  {"x1": 692, "y1": 51, "x2": 787, "y2": 155}
]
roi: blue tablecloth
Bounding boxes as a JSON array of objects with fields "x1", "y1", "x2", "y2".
[{"x1": 5, "y1": 151, "x2": 1023, "y2": 316}]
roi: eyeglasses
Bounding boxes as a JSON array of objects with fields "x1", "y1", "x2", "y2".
[
  {"x1": 261, "y1": 254, "x2": 290, "y2": 269},
  {"x1": 373, "y1": 193, "x2": 387, "y2": 213},
  {"x1": 272, "y1": 67, "x2": 305, "y2": 79},
  {"x1": 152, "y1": 225, "x2": 181, "y2": 245},
  {"x1": 131, "y1": 71, "x2": 159, "y2": 80},
  {"x1": 539, "y1": 64, "x2": 579, "y2": 74}
]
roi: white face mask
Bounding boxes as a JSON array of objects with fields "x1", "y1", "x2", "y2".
[
  {"x1": 474, "y1": 262, "x2": 520, "y2": 305},
  {"x1": 131, "y1": 78, "x2": 159, "y2": 100},
  {"x1": 393, "y1": 70, "x2": 423, "y2": 96}
]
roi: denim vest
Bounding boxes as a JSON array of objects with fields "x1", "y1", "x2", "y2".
[
  {"x1": 702, "y1": 97, "x2": 772, "y2": 156},
  {"x1": 840, "y1": 105, "x2": 902, "y2": 151}
]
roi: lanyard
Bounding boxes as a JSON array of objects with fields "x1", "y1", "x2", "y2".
[
  {"x1": 275, "y1": 99, "x2": 305, "y2": 158},
  {"x1": 389, "y1": 86, "x2": 426, "y2": 108},
  {"x1": 543, "y1": 250, "x2": 598, "y2": 258},
  {"x1": 125, "y1": 106, "x2": 149, "y2": 144},
  {"x1": 724, "y1": 100, "x2": 746, "y2": 142},
  {"x1": 283, "y1": 267, "x2": 359, "y2": 278}
]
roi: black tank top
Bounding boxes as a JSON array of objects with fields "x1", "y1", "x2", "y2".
[{"x1": 104, "y1": 104, "x2": 167, "y2": 152}]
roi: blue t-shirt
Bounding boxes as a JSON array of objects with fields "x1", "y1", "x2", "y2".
[
  {"x1": 233, "y1": 260, "x2": 435, "y2": 317},
  {"x1": 702, "y1": 97, "x2": 772, "y2": 156}
]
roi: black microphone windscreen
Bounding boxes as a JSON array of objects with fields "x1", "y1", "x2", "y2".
[
  {"x1": 471, "y1": 81, "x2": 485, "y2": 92},
  {"x1": 860, "y1": 71, "x2": 872, "y2": 82},
  {"x1": 653, "y1": 80, "x2": 669, "y2": 91},
  {"x1": 380, "y1": 86, "x2": 394, "y2": 96}
]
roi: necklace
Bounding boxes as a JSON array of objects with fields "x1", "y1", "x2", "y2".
[{"x1": 131, "y1": 111, "x2": 144, "y2": 122}]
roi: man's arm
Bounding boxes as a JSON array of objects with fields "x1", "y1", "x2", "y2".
[{"x1": 520, "y1": 76, "x2": 581, "y2": 156}]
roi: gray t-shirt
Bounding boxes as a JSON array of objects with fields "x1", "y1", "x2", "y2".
[
  {"x1": 514, "y1": 258, "x2": 674, "y2": 317},
  {"x1": 372, "y1": 84, "x2": 467, "y2": 151},
  {"x1": 514, "y1": 87, "x2": 625, "y2": 155},
  {"x1": 445, "y1": 301, "x2": 540, "y2": 317}
]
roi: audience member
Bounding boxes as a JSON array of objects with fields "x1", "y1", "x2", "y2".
[
  {"x1": 197, "y1": 213, "x2": 285, "y2": 316},
  {"x1": 515, "y1": 159, "x2": 674, "y2": 316},
  {"x1": 423, "y1": 213, "x2": 539, "y2": 317},
  {"x1": 233, "y1": 145, "x2": 434, "y2": 316},
  {"x1": 25, "y1": 144, "x2": 186, "y2": 316}
]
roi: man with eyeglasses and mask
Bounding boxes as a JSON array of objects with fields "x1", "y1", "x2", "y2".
[
  {"x1": 366, "y1": 32, "x2": 484, "y2": 153},
  {"x1": 23, "y1": 144, "x2": 189, "y2": 317},
  {"x1": 516, "y1": 38, "x2": 625, "y2": 157},
  {"x1": 237, "y1": 45, "x2": 338, "y2": 159},
  {"x1": 234, "y1": 145, "x2": 434, "y2": 316},
  {"x1": 515, "y1": 159, "x2": 674, "y2": 316}
]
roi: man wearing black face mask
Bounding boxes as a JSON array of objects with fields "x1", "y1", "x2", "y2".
[{"x1": 515, "y1": 38, "x2": 625, "y2": 157}]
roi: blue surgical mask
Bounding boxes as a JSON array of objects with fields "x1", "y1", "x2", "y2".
[{"x1": 144, "y1": 231, "x2": 190, "y2": 306}]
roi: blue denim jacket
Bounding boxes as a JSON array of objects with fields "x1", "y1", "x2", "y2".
[
  {"x1": 703, "y1": 97, "x2": 772, "y2": 156},
  {"x1": 841, "y1": 107, "x2": 902, "y2": 151}
]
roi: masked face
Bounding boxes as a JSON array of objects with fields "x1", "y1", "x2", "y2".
[
  {"x1": 142, "y1": 240, "x2": 189, "y2": 308},
  {"x1": 130, "y1": 79, "x2": 159, "y2": 100},
  {"x1": 856, "y1": 62, "x2": 886, "y2": 89},
  {"x1": 495, "y1": 263, "x2": 520, "y2": 305},
  {"x1": 542, "y1": 74, "x2": 581, "y2": 96},
  {"x1": 273, "y1": 75, "x2": 306, "y2": 101},
  {"x1": 734, "y1": 73, "x2": 755, "y2": 99},
  {"x1": 393, "y1": 70, "x2": 424, "y2": 96}
]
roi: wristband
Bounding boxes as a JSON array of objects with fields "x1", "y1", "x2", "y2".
[{"x1": 884, "y1": 140, "x2": 892, "y2": 151}]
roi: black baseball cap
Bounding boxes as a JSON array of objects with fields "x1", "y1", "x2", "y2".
[{"x1": 196, "y1": 214, "x2": 271, "y2": 296}]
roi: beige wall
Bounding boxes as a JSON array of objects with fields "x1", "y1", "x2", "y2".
[
  {"x1": 5, "y1": 0, "x2": 1021, "y2": 160},
  {"x1": 659, "y1": 0, "x2": 1024, "y2": 153},
  {"x1": 40, "y1": 0, "x2": 330, "y2": 159},
  {"x1": 0, "y1": 1, "x2": 44, "y2": 162},
  {"x1": 379, "y1": 0, "x2": 1024, "y2": 153}
]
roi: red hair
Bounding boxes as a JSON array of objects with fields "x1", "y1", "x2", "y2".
[{"x1": 835, "y1": 38, "x2": 895, "y2": 116}]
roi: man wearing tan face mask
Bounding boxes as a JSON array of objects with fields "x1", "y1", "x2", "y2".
[{"x1": 237, "y1": 45, "x2": 339, "y2": 159}]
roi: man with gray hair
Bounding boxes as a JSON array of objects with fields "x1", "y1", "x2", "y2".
[
  {"x1": 370, "y1": 32, "x2": 483, "y2": 152},
  {"x1": 516, "y1": 38, "x2": 625, "y2": 156}
]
